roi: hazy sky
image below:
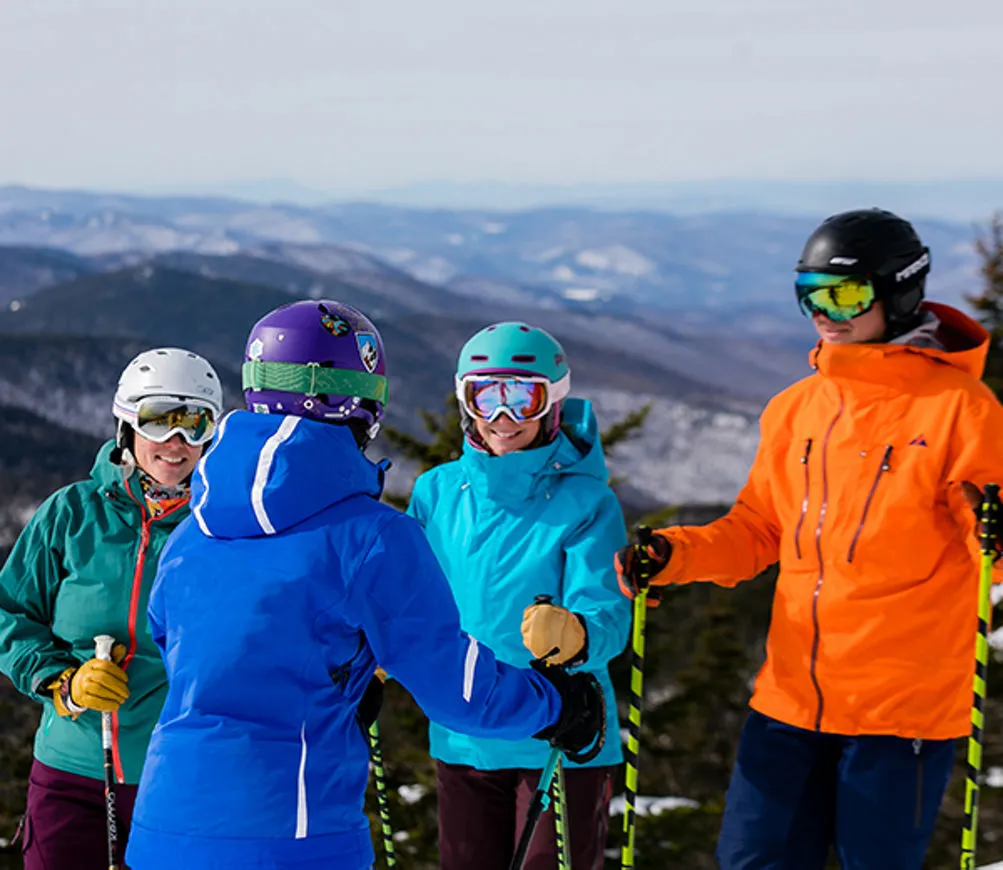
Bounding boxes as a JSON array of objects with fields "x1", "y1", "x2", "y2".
[{"x1": 1, "y1": 0, "x2": 1001, "y2": 196}]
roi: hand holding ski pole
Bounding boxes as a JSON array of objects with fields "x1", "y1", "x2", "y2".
[
  {"x1": 522, "y1": 594, "x2": 587, "y2": 665},
  {"x1": 94, "y1": 634, "x2": 121, "y2": 870},
  {"x1": 961, "y1": 483, "x2": 999, "y2": 869},
  {"x1": 615, "y1": 528, "x2": 672, "y2": 605}
]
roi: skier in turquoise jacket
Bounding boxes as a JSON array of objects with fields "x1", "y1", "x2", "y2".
[{"x1": 409, "y1": 321, "x2": 630, "y2": 870}]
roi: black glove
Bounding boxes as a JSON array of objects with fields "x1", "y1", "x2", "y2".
[
  {"x1": 356, "y1": 675, "x2": 384, "y2": 730},
  {"x1": 530, "y1": 661, "x2": 605, "y2": 763},
  {"x1": 615, "y1": 533, "x2": 672, "y2": 603}
]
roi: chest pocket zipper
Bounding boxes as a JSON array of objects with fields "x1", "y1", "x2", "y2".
[
  {"x1": 847, "y1": 445, "x2": 893, "y2": 563},
  {"x1": 794, "y1": 439, "x2": 813, "y2": 559}
]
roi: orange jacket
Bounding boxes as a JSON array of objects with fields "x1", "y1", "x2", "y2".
[{"x1": 652, "y1": 303, "x2": 1003, "y2": 739}]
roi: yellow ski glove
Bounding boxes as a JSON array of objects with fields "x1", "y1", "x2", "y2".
[{"x1": 521, "y1": 604, "x2": 587, "y2": 666}]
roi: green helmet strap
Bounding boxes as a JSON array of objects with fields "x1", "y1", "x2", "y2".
[{"x1": 242, "y1": 360, "x2": 389, "y2": 405}]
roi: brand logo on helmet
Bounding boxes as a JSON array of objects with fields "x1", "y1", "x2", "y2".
[
  {"x1": 248, "y1": 338, "x2": 264, "y2": 360},
  {"x1": 318, "y1": 304, "x2": 351, "y2": 337},
  {"x1": 895, "y1": 252, "x2": 930, "y2": 283},
  {"x1": 829, "y1": 256, "x2": 859, "y2": 266},
  {"x1": 356, "y1": 333, "x2": 379, "y2": 373}
]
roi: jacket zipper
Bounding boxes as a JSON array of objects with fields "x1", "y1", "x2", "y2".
[
  {"x1": 793, "y1": 439, "x2": 813, "y2": 559},
  {"x1": 810, "y1": 400, "x2": 843, "y2": 731},
  {"x1": 913, "y1": 738, "x2": 924, "y2": 828},
  {"x1": 112, "y1": 481, "x2": 186, "y2": 784},
  {"x1": 847, "y1": 446, "x2": 893, "y2": 563}
]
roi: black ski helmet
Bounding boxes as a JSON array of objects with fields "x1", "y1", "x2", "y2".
[{"x1": 795, "y1": 208, "x2": 930, "y2": 328}]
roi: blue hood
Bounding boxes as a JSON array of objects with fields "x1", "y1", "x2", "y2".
[
  {"x1": 460, "y1": 398, "x2": 611, "y2": 503},
  {"x1": 190, "y1": 410, "x2": 385, "y2": 539}
]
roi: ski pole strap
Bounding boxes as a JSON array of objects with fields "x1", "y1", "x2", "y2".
[{"x1": 242, "y1": 359, "x2": 389, "y2": 403}]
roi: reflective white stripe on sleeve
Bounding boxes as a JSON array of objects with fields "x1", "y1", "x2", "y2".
[
  {"x1": 251, "y1": 415, "x2": 300, "y2": 536},
  {"x1": 463, "y1": 637, "x2": 479, "y2": 703},
  {"x1": 295, "y1": 721, "x2": 308, "y2": 839}
]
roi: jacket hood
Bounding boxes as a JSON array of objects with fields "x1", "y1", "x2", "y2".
[
  {"x1": 811, "y1": 302, "x2": 989, "y2": 384},
  {"x1": 460, "y1": 397, "x2": 611, "y2": 502},
  {"x1": 190, "y1": 410, "x2": 385, "y2": 539}
]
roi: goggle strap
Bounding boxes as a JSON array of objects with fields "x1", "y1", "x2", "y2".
[{"x1": 242, "y1": 360, "x2": 389, "y2": 404}]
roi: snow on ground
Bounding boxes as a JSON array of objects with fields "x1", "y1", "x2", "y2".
[{"x1": 608, "y1": 795, "x2": 699, "y2": 817}]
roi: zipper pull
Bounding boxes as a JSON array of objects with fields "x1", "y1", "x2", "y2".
[
  {"x1": 881, "y1": 445, "x2": 893, "y2": 472},
  {"x1": 912, "y1": 737, "x2": 922, "y2": 755},
  {"x1": 801, "y1": 439, "x2": 813, "y2": 463}
]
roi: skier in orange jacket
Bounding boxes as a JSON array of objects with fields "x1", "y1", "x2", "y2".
[{"x1": 617, "y1": 208, "x2": 1003, "y2": 869}]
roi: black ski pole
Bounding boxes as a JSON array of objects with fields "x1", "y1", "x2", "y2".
[{"x1": 94, "y1": 634, "x2": 120, "y2": 870}]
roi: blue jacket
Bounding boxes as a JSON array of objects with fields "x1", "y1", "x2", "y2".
[
  {"x1": 408, "y1": 398, "x2": 629, "y2": 770},
  {"x1": 126, "y1": 411, "x2": 562, "y2": 870}
]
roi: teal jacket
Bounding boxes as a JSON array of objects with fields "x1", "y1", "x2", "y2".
[
  {"x1": 408, "y1": 398, "x2": 629, "y2": 769},
  {"x1": 0, "y1": 441, "x2": 187, "y2": 784}
]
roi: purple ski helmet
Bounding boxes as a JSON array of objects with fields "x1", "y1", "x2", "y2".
[{"x1": 242, "y1": 300, "x2": 389, "y2": 436}]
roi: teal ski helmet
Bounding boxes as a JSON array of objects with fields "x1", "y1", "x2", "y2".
[{"x1": 455, "y1": 322, "x2": 571, "y2": 447}]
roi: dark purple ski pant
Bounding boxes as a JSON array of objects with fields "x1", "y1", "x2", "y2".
[
  {"x1": 18, "y1": 759, "x2": 138, "y2": 870},
  {"x1": 436, "y1": 760, "x2": 615, "y2": 870}
]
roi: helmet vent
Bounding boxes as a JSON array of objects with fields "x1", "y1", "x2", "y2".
[
  {"x1": 511, "y1": 354, "x2": 536, "y2": 363},
  {"x1": 471, "y1": 354, "x2": 489, "y2": 361},
  {"x1": 139, "y1": 365, "x2": 152, "y2": 372},
  {"x1": 518, "y1": 325, "x2": 530, "y2": 332}
]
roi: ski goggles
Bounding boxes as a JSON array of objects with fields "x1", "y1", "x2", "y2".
[
  {"x1": 134, "y1": 399, "x2": 217, "y2": 446},
  {"x1": 457, "y1": 376, "x2": 556, "y2": 423},
  {"x1": 796, "y1": 273, "x2": 878, "y2": 322}
]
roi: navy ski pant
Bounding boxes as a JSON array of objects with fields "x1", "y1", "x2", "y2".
[{"x1": 716, "y1": 710, "x2": 956, "y2": 870}]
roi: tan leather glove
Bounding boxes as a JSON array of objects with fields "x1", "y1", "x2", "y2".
[
  {"x1": 49, "y1": 643, "x2": 128, "y2": 718},
  {"x1": 521, "y1": 604, "x2": 587, "y2": 666}
]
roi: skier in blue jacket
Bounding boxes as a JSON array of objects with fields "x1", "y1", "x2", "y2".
[
  {"x1": 408, "y1": 321, "x2": 630, "y2": 870},
  {"x1": 125, "y1": 301, "x2": 604, "y2": 870}
]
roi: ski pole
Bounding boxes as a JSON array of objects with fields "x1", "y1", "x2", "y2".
[
  {"x1": 94, "y1": 634, "x2": 120, "y2": 870},
  {"x1": 531, "y1": 594, "x2": 572, "y2": 870},
  {"x1": 551, "y1": 757, "x2": 572, "y2": 870},
  {"x1": 509, "y1": 746, "x2": 563, "y2": 870},
  {"x1": 961, "y1": 483, "x2": 999, "y2": 869},
  {"x1": 367, "y1": 720, "x2": 397, "y2": 868},
  {"x1": 621, "y1": 525, "x2": 653, "y2": 870}
]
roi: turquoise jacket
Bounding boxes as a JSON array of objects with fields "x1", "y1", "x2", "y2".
[{"x1": 408, "y1": 398, "x2": 629, "y2": 769}]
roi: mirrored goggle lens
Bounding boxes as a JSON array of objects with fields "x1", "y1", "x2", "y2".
[
  {"x1": 463, "y1": 379, "x2": 549, "y2": 421},
  {"x1": 135, "y1": 401, "x2": 216, "y2": 445},
  {"x1": 796, "y1": 274, "x2": 877, "y2": 322}
]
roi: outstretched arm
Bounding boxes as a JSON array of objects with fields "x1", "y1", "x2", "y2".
[{"x1": 347, "y1": 513, "x2": 562, "y2": 739}]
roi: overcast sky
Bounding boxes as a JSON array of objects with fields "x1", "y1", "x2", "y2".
[{"x1": 1, "y1": 0, "x2": 1001, "y2": 197}]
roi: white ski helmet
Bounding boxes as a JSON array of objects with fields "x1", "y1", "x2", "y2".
[{"x1": 112, "y1": 348, "x2": 223, "y2": 447}]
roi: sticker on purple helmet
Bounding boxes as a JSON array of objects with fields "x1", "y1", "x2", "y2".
[
  {"x1": 356, "y1": 333, "x2": 379, "y2": 373},
  {"x1": 319, "y1": 303, "x2": 351, "y2": 337}
]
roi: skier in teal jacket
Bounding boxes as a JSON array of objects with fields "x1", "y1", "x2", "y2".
[
  {"x1": 0, "y1": 347, "x2": 223, "y2": 870},
  {"x1": 409, "y1": 321, "x2": 630, "y2": 870}
]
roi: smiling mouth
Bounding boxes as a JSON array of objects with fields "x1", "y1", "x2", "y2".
[{"x1": 156, "y1": 456, "x2": 188, "y2": 465}]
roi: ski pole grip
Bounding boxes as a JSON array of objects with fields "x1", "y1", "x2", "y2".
[
  {"x1": 635, "y1": 525, "x2": 654, "y2": 591},
  {"x1": 94, "y1": 635, "x2": 116, "y2": 663},
  {"x1": 982, "y1": 484, "x2": 1000, "y2": 555}
]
